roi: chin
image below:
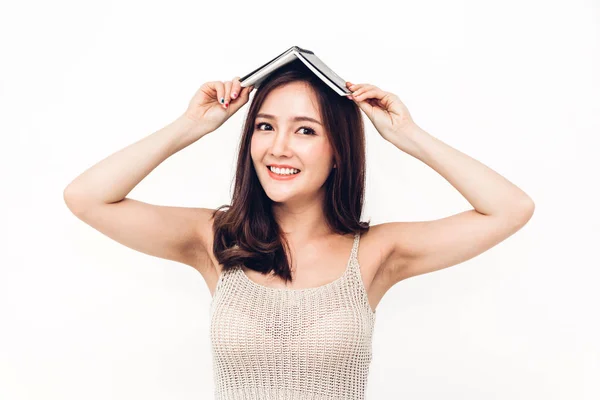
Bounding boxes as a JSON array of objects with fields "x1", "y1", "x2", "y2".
[{"x1": 264, "y1": 191, "x2": 295, "y2": 204}]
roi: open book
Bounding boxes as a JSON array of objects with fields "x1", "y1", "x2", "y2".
[{"x1": 239, "y1": 46, "x2": 352, "y2": 96}]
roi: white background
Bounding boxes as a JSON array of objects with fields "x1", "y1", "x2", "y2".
[{"x1": 1, "y1": 0, "x2": 598, "y2": 399}]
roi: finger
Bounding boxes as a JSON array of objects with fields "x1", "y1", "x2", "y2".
[
  {"x1": 231, "y1": 84, "x2": 251, "y2": 107},
  {"x1": 241, "y1": 84, "x2": 254, "y2": 99},
  {"x1": 201, "y1": 81, "x2": 217, "y2": 97},
  {"x1": 214, "y1": 81, "x2": 225, "y2": 106},
  {"x1": 353, "y1": 87, "x2": 383, "y2": 102},
  {"x1": 352, "y1": 89, "x2": 371, "y2": 102},
  {"x1": 223, "y1": 81, "x2": 233, "y2": 108},
  {"x1": 347, "y1": 82, "x2": 367, "y2": 92},
  {"x1": 228, "y1": 84, "x2": 254, "y2": 113},
  {"x1": 231, "y1": 76, "x2": 241, "y2": 101},
  {"x1": 350, "y1": 85, "x2": 375, "y2": 100}
]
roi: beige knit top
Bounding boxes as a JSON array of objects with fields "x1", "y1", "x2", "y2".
[{"x1": 209, "y1": 232, "x2": 376, "y2": 400}]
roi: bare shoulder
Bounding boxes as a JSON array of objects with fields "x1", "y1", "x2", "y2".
[
  {"x1": 344, "y1": 224, "x2": 412, "y2": 313},
  {"x1": 192, "y1": 208, "x2": 220, "y2": 271},
  {"x1": 360, "y1": 222, "x2": 413, "y2": 289},
  {"x1": 192, "y1": 208, "x2": 225, "y2": 294},
  {"x1": 353, "y1": 224, "x2": 404, "y2": 287}
]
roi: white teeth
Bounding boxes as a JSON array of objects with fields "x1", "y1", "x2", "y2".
[{"x1": 269, "y1": 166, "x2": 300, "y2": 175}]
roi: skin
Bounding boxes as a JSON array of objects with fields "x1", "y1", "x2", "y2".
[{"x1": 250, "y1": 81, "x2": 337, "y2": 246}]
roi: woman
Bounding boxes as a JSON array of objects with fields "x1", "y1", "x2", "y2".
[{"x1": 64, "y1": 59, "x2": 534, "y2": 399}]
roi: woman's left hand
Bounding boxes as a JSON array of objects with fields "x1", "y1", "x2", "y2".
[{"x1": 346, "y1": 81, "x2": 418, "y2": 143}]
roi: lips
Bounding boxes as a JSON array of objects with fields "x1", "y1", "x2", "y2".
[{"x1": 266, "y1": 165, "x2": 301, "y2": 180}]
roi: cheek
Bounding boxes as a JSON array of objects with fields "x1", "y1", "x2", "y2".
[
  {"x1": 300, "y1": 144, "x2": 334, "y2": 170},
  {"x1": 250, "y1": 135, "x2": 264, "y2": 162},
  {"x1": 311, "y1": 140, "x2": 334, "y2": 161},
  {"x1": 251, "y1": 132, "x2": 270, "y2": 148}
]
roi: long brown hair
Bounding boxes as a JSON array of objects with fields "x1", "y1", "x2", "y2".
[{"x1": 211, "y1": 59, "x2": 370, "y2": 283}]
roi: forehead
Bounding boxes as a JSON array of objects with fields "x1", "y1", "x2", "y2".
[{"x1": 257, "y1": 82, "x2": 321, "y2": 119}]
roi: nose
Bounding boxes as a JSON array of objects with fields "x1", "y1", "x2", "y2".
[{"x1": 269, "y1": 128, "x2": 294, "y2": 158}]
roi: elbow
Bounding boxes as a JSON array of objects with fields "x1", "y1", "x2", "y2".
[
  {"x1": 522, "y1": 196, "x2": 535, "y2": 214},
  {"x1": 515, "y1": 197, "x2": 535, "y2": 225},
  {"x1": 64, "y1": 187, "x2": 80, "y2": 215},
  {"x1": 63, "y1": 185, "x2": 89, "y2": 215}
]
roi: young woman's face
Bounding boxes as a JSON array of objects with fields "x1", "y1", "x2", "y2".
[{"x1": 251, "y1": 82, "x2": 335, "y2": 205}]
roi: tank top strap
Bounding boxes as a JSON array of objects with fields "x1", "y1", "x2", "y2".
[{"x1": 349, "y1": 232, "x2": 361, "y2": 273}]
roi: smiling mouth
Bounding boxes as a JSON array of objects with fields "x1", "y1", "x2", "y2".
[
  {"x1": 267, "y1": 166, "x2": 301, "y2": 176},
  {"x1": 266, "y1": 166, "x2": 302, "y2": 180}
]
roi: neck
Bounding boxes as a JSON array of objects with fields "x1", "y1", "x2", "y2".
[{"x1": 272, "y1": 193, "x2": 332, "y2": 243}]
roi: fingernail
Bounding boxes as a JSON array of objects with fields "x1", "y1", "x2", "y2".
[
  {"x1": 220, "y1": 97, "x2": 224, "y2": 104},
  {"x1": 232, "y1": 92, "x2": 237, "y2": 99},
  {"x1": 225, "y1": 102, "x2": 229, "y2": 108}
]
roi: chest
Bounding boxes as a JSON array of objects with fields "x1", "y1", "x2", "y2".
[
  {"x1": 240, "y1": 250, "x2": 352, "y2": 290},
  {"x1": 206, "y1": 233, "x2": 392, "y2": 315},
  {"x1": 209, "y1": 267, "x2": 376, "y2": 398}
]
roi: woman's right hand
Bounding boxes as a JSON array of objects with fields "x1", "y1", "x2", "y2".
[{"x1": 182, "y1": 77, "x2": 254, "y2": 135}]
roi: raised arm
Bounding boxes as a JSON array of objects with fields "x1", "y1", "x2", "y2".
[{"x1": 63, "y1": 78, "x2": 254, "y2": 274}]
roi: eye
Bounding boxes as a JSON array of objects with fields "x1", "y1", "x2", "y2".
[
  {"x1": 255, "y1": 122, "x2": 316, "y2": 136},
  {"x1": 255, "y1": 122, "x2": 271, "y2": 131},
  {"x1": 298, "y1": 126, "x2": 316, "y2": 136}
]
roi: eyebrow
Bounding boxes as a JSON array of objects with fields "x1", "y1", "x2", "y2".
[{"x1": 256, "y1": 113, "x2": 322, "y2": 126}]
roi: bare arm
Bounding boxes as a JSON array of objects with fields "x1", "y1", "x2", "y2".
[
  {"x1": 63, "y1": 116, "x2": 215, "y2": 270},
  {"x1": 63, "y1": 115, "x2": 206, "y2": 207},
  {"x1": 63, "y1": 78, "x2": 252, "y2": 273}
]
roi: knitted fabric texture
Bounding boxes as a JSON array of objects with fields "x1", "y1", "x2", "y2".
[{"x1": 209, "y1": 233, "x2": 376, "y2": 400}]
